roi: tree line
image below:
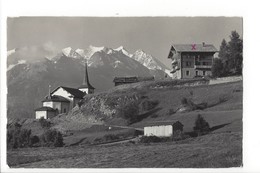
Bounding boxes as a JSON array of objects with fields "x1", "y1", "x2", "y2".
[{"x1": 212, "y1": 31, "x2": 243, "y2": 77}]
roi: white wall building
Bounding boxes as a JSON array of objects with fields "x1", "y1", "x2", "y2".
[{"x1": 144, "y1": 121, "x2": 184, "y2": 137}]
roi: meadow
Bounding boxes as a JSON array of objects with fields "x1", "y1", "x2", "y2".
[{"x1": 7, "y1": 80, "x2": 243, "y2": 168}]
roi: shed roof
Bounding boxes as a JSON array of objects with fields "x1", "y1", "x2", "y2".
[
  {"x1": 171, "y1": 44, "x2": 218, "y2": 52},
  {"x1": 35, "y1": 106, "x2": 56, "y2": 112},
  {"x1": 51, "y1": 86, "x2": 85, "y2": 99},
  {"x1": 144, "y1": 121, "x2": 183, "y2": 127}
]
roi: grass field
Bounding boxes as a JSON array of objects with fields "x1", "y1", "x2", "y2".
[{"x1": 7, "y1": 132, "x2": 242, "y2": 168}]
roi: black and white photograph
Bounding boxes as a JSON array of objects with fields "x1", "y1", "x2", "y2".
[{"x1": 0, "y1": 0, "x2": 259, "y2": 172}]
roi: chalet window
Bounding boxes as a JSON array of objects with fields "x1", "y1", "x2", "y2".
[
  {"x1": 196, "y1": 71, "x2": 198, "y2": 76},
  {"x1": 186, "y1": 62, "x2": 191, "y2": 67},
  {"x1": 203, "y1": 71, "x2": 206, "y2": 76},
  {"x1": 202, "y1": 62, "x2": 206, "y2": 65},
  {"x1": 64, "y1": 108, "x2": 66, "y2": 113},
  {"x1": 186, "y1": 70, "x2": 190, "y2": 76}
]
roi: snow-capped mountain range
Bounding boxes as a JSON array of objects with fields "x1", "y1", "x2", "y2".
[{"x1": 8, "y1": 45, "x2": 171, "y2": 76}]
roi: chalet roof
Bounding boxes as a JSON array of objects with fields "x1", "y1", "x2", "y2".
[
  {"x1": 35, "y1": 106, "x2": 56, "y2": 112},
  {"x1": 113, "y1": 76, "x2": 154, "y2": 83},
  {"x1": 171, "y1": 44, "x2": 218, "y2": 53},
  {"x1": 113, "y1": 76, "x2": 138, "y2": 83},
  {"x1": 42, "y1": 95, "x2": 70, "y2": 103},
  {"x1": 51, "y1": 86, "x2": 85, "y2": 99}
]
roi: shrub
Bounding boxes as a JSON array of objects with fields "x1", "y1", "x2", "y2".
[
  {"x1": 104, "y1": 134, "x2": 120, "y2": 141},
  {"x1": 172, "y1": 130, "x2": 186, "y2": 141},
  {"x1": 181, "y1": 97, "x2": 188, "y2": 105},
  {"x1": 118, "y1": 101, "x2": 140, "y2": 125},
  {"x1": 39, "y1": 117, "x2": 51, "y2": 129},
  {"x1": 140, "y1": 136, "x2": 161, "y2": 143},
  {"x1": 167, "y1": 109, "x2": 176, "y2": 115},
  {"x1": 7, "y1": 124, "x2": 33, "y2": 149},
  {"x1": 30, "y1": 136, "x2": 40, "y2": 146},
  {"x1": 151, "y1": 114, "x2": 158, "y2": 118},
  {"x1": 219, "y1": 95, "x2": 228, "y2": 103},
  {"x1": 139, "y1": 136, "x2": 171, "y2": 143},
  {"x1": 141, "y1": 100, "x2": 159, "y2": 112},
  {"x1": 40, "y1": 129, "x2": 64, "y2": 147},
  {"x1": 193, "y1": 114, "x2": 210, "y2": 136}
]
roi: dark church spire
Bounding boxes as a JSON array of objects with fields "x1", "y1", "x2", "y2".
[{"x1": 78, "y1": 63, "x2": 95, "y2": 90}]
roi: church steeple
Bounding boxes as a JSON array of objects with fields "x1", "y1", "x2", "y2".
[{"x1": 78, "y1": 63, "x2": 95, "y2": 94}]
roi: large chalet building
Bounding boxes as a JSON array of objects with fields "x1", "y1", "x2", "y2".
[
  {"x1": 35, "y1": 63, "x2": 95, "y2": 119},
  {"x1": 168, "y1": 43, "x2": 218, "y2": 79}
]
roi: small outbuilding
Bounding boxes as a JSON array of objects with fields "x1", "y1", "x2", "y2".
[
  {"x1": 113, "y1": 76, "x2": 154, "y2": 86},
  {"x1": 144, "y1": 121, "x2": 184, "y2": 137},
  {"x1": 35, "y1": 107, "x2": 57, "y2": 119}
]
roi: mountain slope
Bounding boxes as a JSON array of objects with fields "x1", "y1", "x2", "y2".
[
  {"x1": 132, "y1": 50, "x2": 172, "y2": 78},
  {"x1": 7, "y1": 48, "x2": 154, "y2": 119}
]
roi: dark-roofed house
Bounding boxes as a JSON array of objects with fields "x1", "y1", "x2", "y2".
[
  {"x1": 168, "y1": 43, "x2": 218, "y2": 79},
  {"x1": 35, "y1": 106, "x2": 57, "y2": 119},
  {"x1": 144, "y1": 121, "x2": 184, "y2": 137}
]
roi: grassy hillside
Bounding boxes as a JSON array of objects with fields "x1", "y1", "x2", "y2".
[
  {"x1": 7, "y1": 79, "x2": 242, "y2": 168},
  {"x1": 65, "y1": 79, "x2": 242, "y2": 126}
]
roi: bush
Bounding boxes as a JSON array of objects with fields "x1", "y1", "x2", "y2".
[
  {"x1": 104, "y1": 134, "x2": 120, "y2": 141},
  {"x1": 167, "y1": 109, "x2": 176, "y2": 115},
  {"x1": 30, "y1": 136, "x2": 40, "y2": 146},
  {"x1": 151, "y1": 114, "x2": 158, "y2": 118},
  {"x1": 139, "y1": 136, "x2": 171, "y2": 143},
  {"x1": 7, "y1": 124, "x2": 33, "y2": 149},
  {"x1": 193, "y1": 114, "x2": 210, "y2": 136},
  {"x1": 39, "y1": 117, "x2": 51, "y2": 129},
  {"x1": 141, "y1": 100, "x2": 159, "y2": 112},
  {"x1": 181, "y1": 97, "x2": 188, "y2": 105},
  {"x1": 40, "y1": 129, "x2": 64, "y2": 147},
  {"x1": 118, "y1": 101, "x2": 140, "y2": 125}
]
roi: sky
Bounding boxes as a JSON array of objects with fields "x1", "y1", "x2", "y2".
[{"x1": 7, "y1": 17, "x2": 242, "y2": 67}]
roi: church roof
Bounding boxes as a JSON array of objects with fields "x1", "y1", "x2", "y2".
[
  {"x1": 35, "y1": 106, "x2": 56, "y2": 112},
  {"x1": 78, "y1": 84, "x2": 95, "y2": 90},
  {"x1": 51, "y1": 86, "x2": 85, "y2": 99},
  {"x1": 42, "y1": 95, "x2": 70, "y2": 102}
]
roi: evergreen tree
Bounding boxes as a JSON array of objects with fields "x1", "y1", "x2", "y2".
[
  {"x1": 193, "y1": 114, "x2": 210, "y2": 136},
  {"x1": 228, "y1": 31, "x2": 243, "y2": 74},
  {"x1": 218, "y1": 39, "x2": 229, "y2": 60},
  {"x1": 212, "y1": 31, "x2": 243, "y2": 76},
  {"x1": 212, "y1": 58, "x2": 224, "y2": 77}
]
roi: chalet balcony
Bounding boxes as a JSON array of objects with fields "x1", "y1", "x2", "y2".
[{"x1": 194, "y1": 65, "x2": 212, "y2": 69}]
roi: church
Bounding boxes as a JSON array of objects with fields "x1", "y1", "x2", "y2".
[{"x1": 35, "y1": 63, "x2": 95, "y2": 119}]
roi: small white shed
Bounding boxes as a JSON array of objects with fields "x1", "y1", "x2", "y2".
[{"x1": 144, "y1": 121, "x2": 184, "y2": 137}]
